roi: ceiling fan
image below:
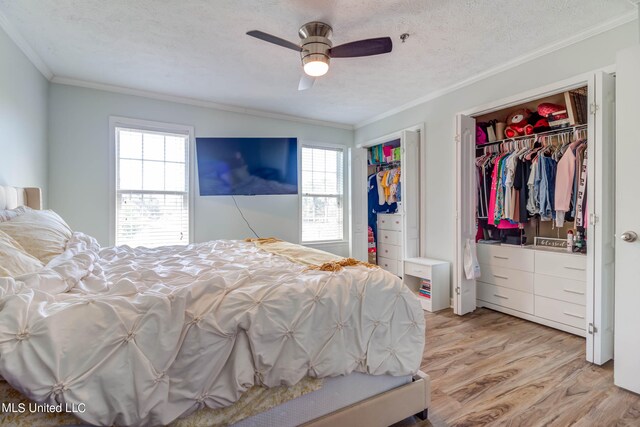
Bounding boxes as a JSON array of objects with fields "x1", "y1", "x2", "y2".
[{"x1": 247, "y1": 21, "x2": 393, "y2": 91}]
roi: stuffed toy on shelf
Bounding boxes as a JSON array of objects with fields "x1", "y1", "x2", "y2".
[{"x1": 504, "y1": 109, "x2": 534, "y2": 138}]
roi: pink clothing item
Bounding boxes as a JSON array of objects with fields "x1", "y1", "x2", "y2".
[
  {"x1": 555, "y1": 147, "x2": 576, "y2": 212},
  {"x1": 497, "y1": 219, "x2": 519, "y2": 229},
  {"x1": 487, "y1": 154, "x2": 519, "y2": 229},
  {"x1": 487, "y1": 155, "x2": 502, "y2": 225}
]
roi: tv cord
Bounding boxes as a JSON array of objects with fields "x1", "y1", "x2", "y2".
[{"x1": 231, "y1": 196, "x2": 260, "y2": 239}]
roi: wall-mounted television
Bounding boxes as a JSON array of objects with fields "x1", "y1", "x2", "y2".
[{"x1": 196, "y1": 137, "x2": 298, "y2": 196}]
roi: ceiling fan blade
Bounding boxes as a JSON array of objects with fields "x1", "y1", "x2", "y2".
[
  {"x1": 298, "y1": 74, "x2": 316, "y2": 91},
  {"x1": 328, "y1": 37, "x2": 392, "y2": 58},
  {"x1": 246, "y1": 30, "x2": 301, "y2": 51}
]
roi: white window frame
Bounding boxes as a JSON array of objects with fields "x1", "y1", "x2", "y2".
[
  {"x1": 109, "y1": 116, "x2": 195, "y2": 247},
  {"x1": 299, "y1": 142, "x2": 349, "y2": 244}
]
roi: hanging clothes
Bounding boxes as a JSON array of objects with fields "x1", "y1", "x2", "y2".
[
  {"x1": 526, "y1": 156, "x2": 540, "y2": 216},
  {"x1": 572, "y1": 143, "x2": 587, "y2": 218},
  {"x1": 513, "y1": 157, "x2": 531, "y2": 223},
  {"x1": 576, "y1": 155, "x2": 588, "y2": 228},
  {"x1": 538, "y1": 155, "x2": 557, "y2": 221},
  {"x1": 377, "y1": 167, "x2": 401, "y2": 205},
  {"x1": 368, "y1": 173, "x2": 398, "y2": 247},
  {"x1": 485, "y1": 153, "x2": 519, "y2": 229},
  {"x1": 554, "y1": 140, "x2": 587, "y2": 227}
]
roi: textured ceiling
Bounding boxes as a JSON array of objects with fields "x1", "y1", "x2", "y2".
[{"x1": 0, "y1": 0, "x2": 636, "y2": 125}]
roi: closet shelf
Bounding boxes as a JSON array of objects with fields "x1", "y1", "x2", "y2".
[
  {"x1": 369, "y1": 159, "x2": 402, "y2": 166},
  {"x1": 476, "y1": 124, "x2": 588, "y2": 148}
]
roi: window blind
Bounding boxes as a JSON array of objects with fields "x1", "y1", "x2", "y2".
[
  {"x1": 116, "y1": 128, "x2": 189, "y2": 247},
  {"x1": 301, "y1": 146, "x2": 344, "y2": 242}
]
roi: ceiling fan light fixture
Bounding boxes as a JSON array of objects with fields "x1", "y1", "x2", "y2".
[
  {"x1": 303, "y1": 58, "x2": 329, "y2": 77},
  {"x1": 246, "y1": 21, "x2": 393, "y2": 89}
]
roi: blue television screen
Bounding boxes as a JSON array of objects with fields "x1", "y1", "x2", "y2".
[{"x1": 196, "y1": 137, "x2": 298, "y2": 196}]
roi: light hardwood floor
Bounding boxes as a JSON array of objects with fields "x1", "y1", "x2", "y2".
[{"x1": 413, "y1": 308, "x2": 640, "y2": 427}]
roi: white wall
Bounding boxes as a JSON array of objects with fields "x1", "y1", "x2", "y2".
[
  {"x1": 0, "y1": 27, "x2": 48, "y2": 199},
  {"x1": 48, "y1": 84, "x2": 353, "y2": 254},
  {"x1": 355, "y1": 21, "x2": 639, "y2": 286}
]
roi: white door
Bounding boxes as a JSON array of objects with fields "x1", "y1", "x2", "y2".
[
  {"x1": 585, "y1": 71, "x2": 616, "y2": 365},
  {"x1": 350, "y1": 147, "x2": 368, "y2": 262},
  {"x1": 455, "y1": 114, "x2": 477, "y2": 315},
  {"x1": 614, "y1": 46, "x2": 640, "y2": 393},
  {"x1": 402, "y1": 130, "x2": 420, "y2": 263}
]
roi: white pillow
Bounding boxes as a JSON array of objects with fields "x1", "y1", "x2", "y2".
[
  {"x1": 0, "y1": 230, "x2": 43, "y2": 277},
  {"x1": 0, "y1": 210, "x2": 72, "y2": 265},
  {"x1": 0, "y1": 205, "x2": 31, "y2": 222}
]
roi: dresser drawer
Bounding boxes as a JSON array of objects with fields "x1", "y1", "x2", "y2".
[
  {"x1": 378, "y1": 230, "x2": 401, "y2": 246},
  {"x1": 479, "y1": 263, "x2": 533, "y2": 293},
  {"x1": 534, "y1": 274, "x2": 586, "y2": 306},
  {"x1": 404, "y1": 261, "x2": 432, "y2": 278},
  {"x1": 535, "y1": 252, "x2": 587, "y2": 281},
  {"x1": 377, "y1": 214, "x2": 402, "y2": 231},
  {"x1": 535, "y1": 296, "x2": 586, "y2": 329},
  {"x1": 477, "y1": 282, "x2": 534, "y2": 314},
  {"x1": 378, "y1": 243, "x2": 401, "y2": 260},
  {"x1": 378, "y1": 256, "x2": 399, "y2": 276},
  {"x1": 477, "y1": 244, "x2": 534, "y2": 272}
]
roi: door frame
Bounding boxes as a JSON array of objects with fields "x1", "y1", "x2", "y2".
[
  {"x1": 453, "y1": 65, "x2": 616, "y2": 360},
  {"x1": 354, "y1": 123, "x2": 427, "y2": 258},
  {"x1": 456, "y1": 65, "x2": 615, "y2": 118}
]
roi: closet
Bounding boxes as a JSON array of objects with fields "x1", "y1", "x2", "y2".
[
  {"x1": 351, "y1": 129, "x2": 420, "y2": 277},
  {"x1": 455, "y1": 72, "x2": 615, "y2": 365}
]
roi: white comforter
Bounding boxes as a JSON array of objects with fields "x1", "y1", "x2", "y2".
[{"x1": 0, "y1": 233, "x2": 425, "y2": 426}]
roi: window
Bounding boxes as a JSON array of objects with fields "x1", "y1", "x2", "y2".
[
  {"x1": 301, "y1": 145, "x2": 345, "y2": 242},
  {"x1": 114, "y1": 123, "x2": 190, "y2": 247}
]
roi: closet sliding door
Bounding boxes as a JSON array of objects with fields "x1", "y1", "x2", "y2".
[
  {"x1": 586, "y1": 71, "x2": 616, "y2": 365},
  {"x1": 454, "y1": 114, "x2": 477, "y2": 315},
  {"x1": 350, "y1": 147, "x2": 369, "y2": 262}
]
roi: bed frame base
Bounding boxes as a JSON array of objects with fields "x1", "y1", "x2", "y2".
[
  {"x1": 415, "y1": 408, "x2": 429, "y2": 421},
  {"x1": 302, "y1": 371, "x2": 430, "y2": 427}
]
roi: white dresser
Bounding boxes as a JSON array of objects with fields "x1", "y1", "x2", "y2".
[
  {"x1": 477, "y1": 244, "x2": 587, "y2": 337},
  {"x1": 377, "y1": 213, "x2": 403, "y2": 276}
]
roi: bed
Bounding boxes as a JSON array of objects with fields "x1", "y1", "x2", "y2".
[{"x1": 0, "y1": 185, "x2": 430, "y2": 427}]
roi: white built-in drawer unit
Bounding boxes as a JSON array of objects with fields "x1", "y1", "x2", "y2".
[
  {"x1": 377, "y1": 256, "x2": 399, "y2": 276},
  {"x1": 534, "y1": 274, "x2": 586, "y2": 306},
  {"x1": 477, "y1": 282, "x2": 534, "y2": 314},
  {"x1": 534, "y1": 296, "x2": 586, "y2": 329},
  {"x1": 377, "y1": 213, "x2": 403, "y2": 276},
  {"x1": 478, "y1": 263, "x2": 534, "y2": 293},
  {"x1": 477, "y1": 244, "x2": 534, "y2": 271},
  {"x1": 377, "y1": 214, "x2": 403, "y2": 231},
  {"x1": 535, "y1": 251, "x2": 587, "y2": 281},
  {"x1": 378, "y1": 242, "x2": 400, "y2": 260},
  {"x1": 476, "y1": 243, "x2": 587, "y2": 336},
  {"x1": 379, "y1": 229, "x2": 401, "y2": 246}
]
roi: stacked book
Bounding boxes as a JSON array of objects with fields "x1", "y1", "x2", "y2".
[{"x1": 418, "y1": 279, "x2": 431, "y2": 300}]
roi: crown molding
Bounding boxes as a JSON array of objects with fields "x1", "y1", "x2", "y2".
[
  {"x1": 0, "y1": 9, "x2": 53, "y2": 80},
  {"x1": 51, "y1": 77, "x2": 354, "y2": 131},
  {"x1": 355, "y1": 10, "x2": 638, "y2": 129}
]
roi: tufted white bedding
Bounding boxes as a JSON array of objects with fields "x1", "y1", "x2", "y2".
[{"x1": 0, "y1": 233, "x2": 425, "y2": 426}]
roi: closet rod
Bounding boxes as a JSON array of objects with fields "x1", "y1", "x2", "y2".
[{"x1": 476, "y1": 124, "x2": 588, "y2": 148}]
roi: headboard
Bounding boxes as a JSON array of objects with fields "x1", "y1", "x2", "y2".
[{"x1": 0, "y1": 186, "x2": 42, "y2": 210}]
